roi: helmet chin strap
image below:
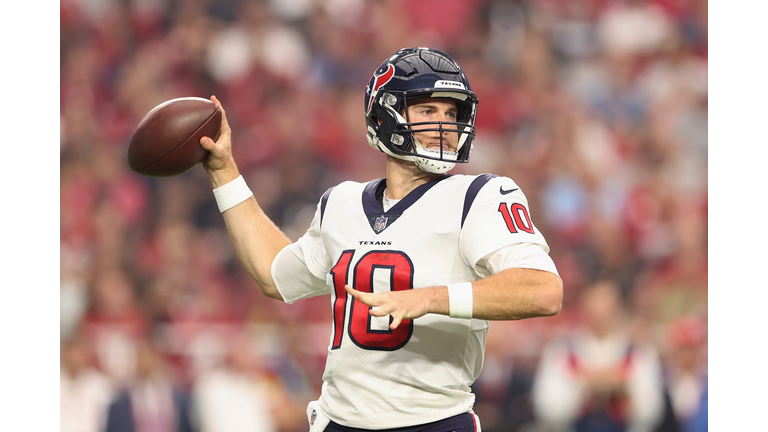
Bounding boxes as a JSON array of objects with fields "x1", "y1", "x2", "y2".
[
  {"x1": 412, "y1": 138, "x2": 458, "y2": 174},
  {"x1": 370, "y1": 135, "x2": 457, "y2": 174}
]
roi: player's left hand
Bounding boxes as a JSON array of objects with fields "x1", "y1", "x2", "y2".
[{"x1": 344, "y1": 285, "x2": 434, "y2": 330}]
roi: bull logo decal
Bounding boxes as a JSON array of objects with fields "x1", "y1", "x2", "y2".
[{"x1": 366, "y1": 64, "x2": 395, "y2": 114}]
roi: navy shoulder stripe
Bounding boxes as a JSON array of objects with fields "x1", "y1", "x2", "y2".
[
  {"x1": 320, "y1": 186, "x2": 336, "y2": 228},
  {"x1": 461, "y1": 174, "x2": 497, "y2": 228}
]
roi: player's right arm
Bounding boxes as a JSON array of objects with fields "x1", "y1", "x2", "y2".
[{"x1": 199, "y1": 96, "x2": 289, "y2": 300}]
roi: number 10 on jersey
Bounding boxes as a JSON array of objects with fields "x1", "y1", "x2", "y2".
[{"x1": 330, "y1": 250, "x2": 415, "y2": 351}]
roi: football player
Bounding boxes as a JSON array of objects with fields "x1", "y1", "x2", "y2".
[{"x1": 199, "y1": 47, "x2": 563, "y2": 432}]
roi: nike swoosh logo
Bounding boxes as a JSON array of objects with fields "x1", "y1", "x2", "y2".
[{"x1": 500, "y1": 186, "x2": 519, "y2": 195}]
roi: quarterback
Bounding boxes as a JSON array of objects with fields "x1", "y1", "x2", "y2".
[{"x1": 199, "y1": 47, "x2": 563, "y2": 432}]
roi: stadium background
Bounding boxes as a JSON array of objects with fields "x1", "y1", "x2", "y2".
[{"x1": 59, "y1": 0, "x2": 708, "y2": 431}]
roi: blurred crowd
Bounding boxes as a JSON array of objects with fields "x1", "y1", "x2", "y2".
[{"x1": 60, "y1": 0, "x2": 707, "y2": 431}]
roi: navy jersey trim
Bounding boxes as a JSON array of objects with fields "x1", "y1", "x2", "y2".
[
  {"x1": 362, "y1": 175, "x2": 452, "y2": 234},
  {"x1": 324, "y1": 411, "x2": 478, "y2": 431},
  {"x1": 320, "y1": 186, "x2": 336, "y2": 228},
  {"x1": 461, "y1": 174, "x2": 498, "y2": 228}
]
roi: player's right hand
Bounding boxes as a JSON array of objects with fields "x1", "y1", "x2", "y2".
[{"x1": 200, "y1": 95, "x2": 240, "y2": 186}]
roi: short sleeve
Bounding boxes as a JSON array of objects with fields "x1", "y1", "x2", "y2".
[
  {"x1": 459, "y1": 176, "x2": 550, "y2": 272},
  {"x1": 272, "y1": 198, "x2": 333, "y2": 303},
  {"x1": 475, "y1": 242, "x2": 560, "y2": 279}
]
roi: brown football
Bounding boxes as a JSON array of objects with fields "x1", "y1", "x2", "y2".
[{"x1": 127, "y1": 97, "x2": 221, "y2": 177}]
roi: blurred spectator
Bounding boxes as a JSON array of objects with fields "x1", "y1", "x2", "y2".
[
  {"x1": 663, "y1": 316, "x2": 707, "y2": 430},
  {"x1": 531, "y1": 280, "x2": 665, "y2": 432},
  {"x1": 191, "y1": 332, "x2": 305, "y2": 432},
  {"x1": 597, "y1": 0, "x2": 674, "y2": 58},
  {"x1": 81, "y1": 267, "x2": 150, "y2": 384},
  {"x1": 471, "y1": 320, "x2": 544, "y2": 432},
  {"x1": 683, "y1": 385, "x2": 707, "y2": 432},
  {"x1": 105, "y1": 338, "x2": 194, "y2": 432},
  {"x1": 61, "y1": 333, "x2": 115, "y2": 432}
]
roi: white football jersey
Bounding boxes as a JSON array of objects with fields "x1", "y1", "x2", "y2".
[{"x1": 272, "y1": 174, "x2": 558, "y2": 429}]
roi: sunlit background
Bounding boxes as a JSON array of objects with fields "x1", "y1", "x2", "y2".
[{"x1": 59, "y1": 0, "x2": 707, "y2": 431}]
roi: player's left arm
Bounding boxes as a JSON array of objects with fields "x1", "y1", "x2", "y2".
[
  {"x1": 346, "y1": 176, "x2": 562, "y2": 329},
  {"x1": 345, "y1": 266, "x2": 561, "y2": 329},
  {"x1": 461, "y1": 266, "x2": 562, "y2": 320}
]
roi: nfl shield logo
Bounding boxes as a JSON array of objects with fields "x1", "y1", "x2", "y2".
[
  {"x1": 310, "y1": 409, "x2": 317, "y2": 425},
  {"x1": 374, "y1": 215, "x2": 388, "y2": 233}
]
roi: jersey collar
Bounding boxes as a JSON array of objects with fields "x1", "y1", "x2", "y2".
[{"x1": 362, "y1": 175, "x2": 451, "y2": 234}]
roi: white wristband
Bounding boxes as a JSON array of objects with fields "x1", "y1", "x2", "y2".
[
  {"x1": 213, "y1": 175, "x2": 253, "y2": 213},
  {"x1": 447, "y1": 282, "x2": 473, "y2": 319}
]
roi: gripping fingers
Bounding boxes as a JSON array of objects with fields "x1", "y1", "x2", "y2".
[
  {"x1": 199, "y1": 136, "x2": 216, "y2": 150},
  {"x1": 199, "y1": 95, "x2": 240, "y2": 176},
  {"x1": 200, "y1": 95, "x2": 231, "y2": 149},
  {"x1": 210, "y1": 95, "x2": 232, "y2": 135}
]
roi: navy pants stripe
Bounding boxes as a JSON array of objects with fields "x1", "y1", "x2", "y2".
[{"x1": 324, "y1": 412, "x2": 478, "y2": 432}]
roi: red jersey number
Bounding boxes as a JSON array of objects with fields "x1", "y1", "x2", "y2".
[
  {"x1": 330, "y1": 250, "x2": 414, "y2": 351},
  {"x1": 498, "y1": 202, "x2": 535, "y2": 234}
]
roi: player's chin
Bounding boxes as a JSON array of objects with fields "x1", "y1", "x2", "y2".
[{"x1": 441, "y1": 137, "x2": 459, "y2": 152}]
